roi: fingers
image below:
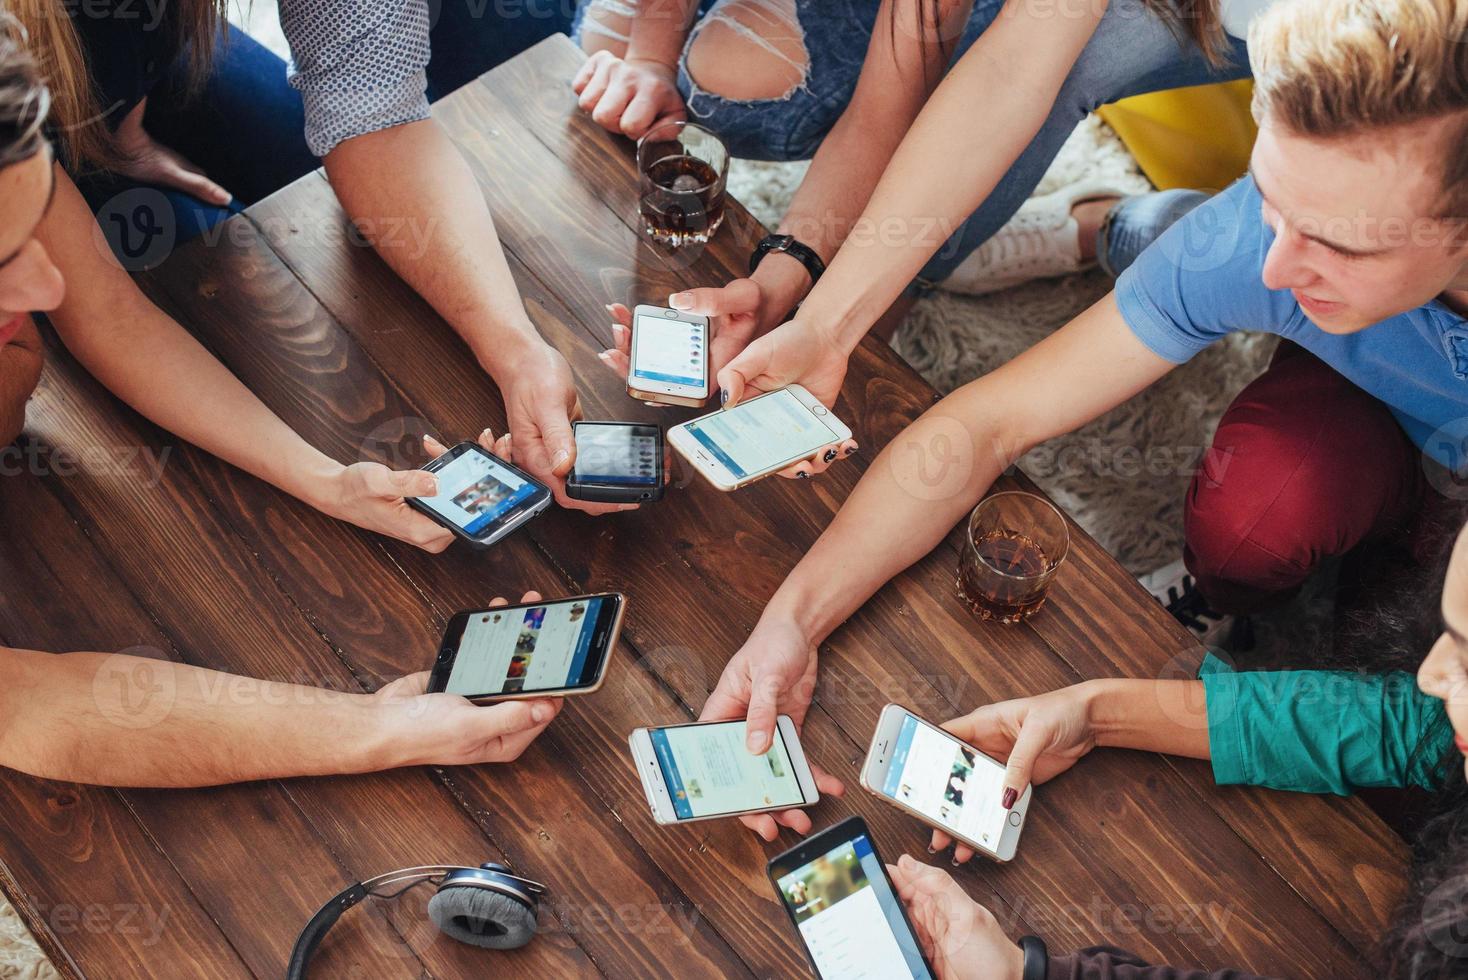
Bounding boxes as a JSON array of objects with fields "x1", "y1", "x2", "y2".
[
  {"x1": 669, "y1": 281, "x2": 762, "y2": 319},
  {"x1": 422, "y1": 434, "x2": 450, "y2": 459},
  {"x1": 590, "y1": 75, "x2": 637, "y2": 131},
  {"x1": 620, "y1": 88, "x2": 670, "y2": 138},
  {"x1": 410, "y1": 522, "x2": 455, "y2": 554},
  {"x1": 572, "y1": 50, "x2": 604, "y2": 94},
  {"x1": 999, "y1": 717, "x2": 1045, "y2": 809},
  {"x1": 716, "y1": 331, "x2": 775, "y2": 409},
  {"x1": 743, "y1": 668, "x2": 780, "y2": 755},
  {"x1": 576, "y1": 53, "x2": 616, "y2": 111},
  {"x1": 486, "y1": 592, "x2": 540, "y2": 608},
  {"x1": 738, "y1": 812, "x2": 782, "y2": 843},
  {"x1": 951, "y1": 843, "x2": 976, "y2": 865},
  {"x1": 597, "y1": 348, "x2": 632, "y2": 378},
  {"x1": 160, "y1": 156, "x2": 231, "y2": 206},
  {"x1": 772, "y1": 807, "x2": 813, "y2": 836},
  {"x1": 379, "y1": 466, "x2": 438, "y2": 499},
  {"x1": 811, "y1": 764, "x2": 846, "y2": 798},
  {"x1": 478, "y1": 697, "x2": 562, "y2": 741},
  {"x1": 929, "y1": 829, "x2": 953, "y2": 854}
]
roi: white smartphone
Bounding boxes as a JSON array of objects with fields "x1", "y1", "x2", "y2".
[
  {"x1": 629, "y1": 716, "x2": 820, "y2": 825},
  {"x1": 667, "y1": 385, "x2": 853, "y2": 491},
  {"x1": 627, "y1": 304, "x2": 712, "y2": 408},
  {"x1": 861, "y1": 704, "x2": 1030, "y2": 862}
]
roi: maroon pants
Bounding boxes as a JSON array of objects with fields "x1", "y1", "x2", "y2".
[{"x1": 1184, "y1": 343, "x2": 1432, "y2": 614}]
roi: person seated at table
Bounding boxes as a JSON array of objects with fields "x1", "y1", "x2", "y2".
[
  {"x1": 21, "y1": 0, "x2": 610, "y2": 515},
  {"x1": 576, "y1": 0, "x2": 1263, "y2": 403},
  {"x1": 883, "y1": 516, "x2": 1468, "y2": 978},
  {"x1": 0, "y1": 23, "x2": 465, "y2": 551},
  {"x1": 695, "y1": 0, "x2": 1468, "y2": 839}
]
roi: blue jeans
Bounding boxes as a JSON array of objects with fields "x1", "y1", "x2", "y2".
[
  {"x1": 1098, "y1": 187, "x2": 1211, "y2": 278},
  {"x1": 84, "y1": 5, "x2": 572, "y2": 267},
  {"x1": 577, "y1": 0, "x2": 1249, "y2": 286}
]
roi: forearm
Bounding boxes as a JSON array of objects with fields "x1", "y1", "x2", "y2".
[
  {"x1": 323, "y1": 119, "x2": 547, "y2": 380},
  {"x1": 1084, "y1": 679, "x2": 1211, "y2": 760},
  {"x1": 625, "y1": 0, "x2": 700, "y2": 65},
  {"x1": 0, "y1": 647, "x2": 400, "y2": 787}
]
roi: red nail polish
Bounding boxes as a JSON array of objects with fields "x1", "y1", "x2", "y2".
[{"x1": 1002, "y1": 788, "x2": 1017, "y2": 810}]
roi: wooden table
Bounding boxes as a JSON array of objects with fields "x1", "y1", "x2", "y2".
[{"x1": 0, "y1": 36, "x2": 1406, "y2": 979}]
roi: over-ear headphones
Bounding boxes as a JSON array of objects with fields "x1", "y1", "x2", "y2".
[{"x1": 287, "y1": 863, "x2": 545, "y2": 978}]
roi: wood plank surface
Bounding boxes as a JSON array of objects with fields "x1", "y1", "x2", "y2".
[{"x1": 0, "y1": 32, "x2": 1404, "y2": 980}]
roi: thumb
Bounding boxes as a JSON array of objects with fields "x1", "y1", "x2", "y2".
[
  {"x1": 718, "y1": 336, "x2": 770, "y2": 409},
  {"x1": 473, "y1": 699, "x2": 553, "y2": 739},
  {"x1": 534, "y1": 405, "x2": 576, "y2": 477},
  {"x1": 158, "y1": 158, "x2": 231, "y2": 207},
  {"x1": 999, "y1": 718, "x2": 1045, "y2": 809},
  {"x1": 670, "y1": 281, "x2": 760, "y2": 318},
  {"x1": 390, "y1": 468, "x2": 440, "y2": 499},
  {"x1": 744, "y1": 663, "x2": 781, "y2": 755}
]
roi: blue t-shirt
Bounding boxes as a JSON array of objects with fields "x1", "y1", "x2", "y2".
[{"x1": 1115, "y1": 176, "x2": 1468, "y2": 466}]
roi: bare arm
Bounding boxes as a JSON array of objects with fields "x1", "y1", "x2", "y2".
[{"x1": 37, "y1": 165, "x2": 453, "y2": 551}]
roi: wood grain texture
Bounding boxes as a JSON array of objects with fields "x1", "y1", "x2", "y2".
[{"x1": 0, "y1": 33, "x2": 1404, "y2": 979}]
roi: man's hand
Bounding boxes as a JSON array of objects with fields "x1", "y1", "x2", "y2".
[
  {"x1": 888, "y1": 856, "x2": 1024, "y2": 980},
  {"x1": 573, "y1": 52, "x2": 686, "y2": 139},
  {"x1": 699, "y1": 614, "x2": 845, "y2": 840},
  {"x1": 375, "y1": 592, "x2": 563, "y2": 765},
  {"x1": 316, "y1": 459, "x2": 456, "y2": 553},
  {"x1": 498, "y1": 343, "x2": 630, "y2": 515},
  {"x1": 114, "y1": 99, "x2": 232, "y2": 206},
  {"x1": 929, "y1": 685, "x2": 1099, "y2": 863}
]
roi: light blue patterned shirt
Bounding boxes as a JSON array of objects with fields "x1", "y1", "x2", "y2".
[{"x1": 279, "y1": 0, "x2": 435, "y2": 157}]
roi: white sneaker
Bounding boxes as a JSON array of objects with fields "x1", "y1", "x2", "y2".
[
  {"x1": 1139, "y1": 558, "x2": 1244, "y2": 650},
  {"x1": 940, "y1": 179, "x2": 1130, "y2": 297}
]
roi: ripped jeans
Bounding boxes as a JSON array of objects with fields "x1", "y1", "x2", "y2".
[{"x1": 573, "y1": 0, "x2": 1250, "y2": 285}]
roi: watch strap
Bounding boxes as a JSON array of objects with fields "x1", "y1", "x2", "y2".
[
  {"x1": 750, "y1": 233, "x2": 826, "y2": 284},
  {"x1": 1019, "y1": 935, "x2": 1048, "y2": 980}
]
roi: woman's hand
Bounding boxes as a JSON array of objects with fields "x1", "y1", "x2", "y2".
[
  {"x1": 573, "y1": 52, "x2": 686, "y2": 139},
  {"x1": 932, "y1": 683, "x2": 1101, "y2": 863},
  {"x1": 375, "y1": 592, "x2": 563, "y2": 766},
  {"x1": 888, "y1": 856, "x2": 1024, "y2": 980},
  {"x1": 698, "y1": 613, "x2": 845, "y2": 840},
  {"x1": 114, "y1": 99, "x2": 232, "y2": 207},
  {"x1": 315, "y1": 456, "x2": 455, "y2": 553},
  {"x1": 717, "y1": 316, "x2": 851, "y2": 413}
]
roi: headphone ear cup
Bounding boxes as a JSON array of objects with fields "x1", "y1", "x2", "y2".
[{"x1": 427, "y1": 886, "x2": 537, "y2": 950}]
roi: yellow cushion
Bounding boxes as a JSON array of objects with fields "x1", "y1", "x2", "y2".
[{"x1": 1095, "y1": 80, "x2": 1256, "y2": 192}]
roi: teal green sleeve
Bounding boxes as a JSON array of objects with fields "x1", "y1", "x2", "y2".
[{"x1": 1200, "y1": 653, "x2": 1451, "y2": 794}]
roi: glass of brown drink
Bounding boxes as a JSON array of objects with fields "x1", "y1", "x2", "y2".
[
  {"x1": 637, "y1": 121, "x2": 729, "y2": 247},
  {"x1": 956, "y1": 491, "x2": 1070, "y2": 625}
]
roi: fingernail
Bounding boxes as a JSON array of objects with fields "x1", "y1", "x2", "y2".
[
  {"x1": 926, "y1": 846, "x2": 937, "y2": 854},
  {"x1": 669, "y1": 292, "x2": 692, "y2": 309},
  {"x1": 748, "y1": 730, "x2": 768, "y2": 753},
  {"x1": 554, "y1": 449, "x2": 570, "y2": 465},
  {"x1": 480, "y1": 428, "x2": 494, "y2": 441},
  {"x1": 719, "y1": 387, "x2": 729, "y2": 406},
  {"x1": 951, "y1": 858, "x2": 961, "y2": 867},
  {"x1": 822, "y1": 448, "x2": 838, "y2": 463},
  {"x1": 844, "y1": 444, "x2": 859, "y2": 457},
  {"x1": 796, "y1": 470, "x2": 809, "y2": 479},
  {"x1": 604, "y1": 303, "x2": 617, "y2": 315},
  {"x1": 1002, "y1": 788, "x2": 1017, "y2": 810},
  {"x1": 597, "y1": 351, "x2": 612, "y2": 362},
  {"x1": 532, "y1": 703, "x2": 552, "y2": 723}
]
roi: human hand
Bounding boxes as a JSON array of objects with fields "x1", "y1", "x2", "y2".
[
  {"x1": 597, "y1": 279, "x2": 769, "y2": 392},
  {"x1": 929, "y1": 685, "x2": 1098, "y2": 863},
  {"x1": 114, "y1": 99, "x2": 232, "y2": 206},
  {"x1": 573, "y1": 52, "x2": 686, "y2": 139},
  {"x1": 496, "y1": 343, "x2": 634, "y2": 515},
  {"x1": 375, "y1": 592, "x2": 563, "y2": 765},
  {"x1": 317, "y1": 457, "x2": 455, "y2": 553},
  {"x1": 888, "y1": 856, "x2": 1024, "y2": 980},
  {"x1": 699, "y1": 613, "x2": 845, "y2": 839}
]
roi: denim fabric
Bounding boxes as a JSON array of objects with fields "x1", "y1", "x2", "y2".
[
  {"x1": 1098, "y1": 188, "x2": 1211, "y2": 279},
  {"x1": 577, "y1": 0, "x2": 1250, "y2": 285}
]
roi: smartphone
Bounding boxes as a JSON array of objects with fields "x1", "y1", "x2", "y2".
[
  {"x1": 628, "y1": 716, "x2": 819, "y2": 824},
  {"x1": 627, "y1": 304, "x2": 711, "y2": 408},
  {"x1": 428, "y1": 593, "x2": 625, "y2": 702},
  {"x1": 565, "y1": 421, "x2": 665, "y2": 504},
  {"x1": 861, "y1": 704, "x2": 1030, "y2": 862},
  {"x1": 667, "y1": 385, "x2": 853, "y2": 491},
  {"x1": 768, "y1": 816, "x2": 936, "y2": 980},
  {"x1": 406, "y1": 442, "x2": 552, "y2": 548}
]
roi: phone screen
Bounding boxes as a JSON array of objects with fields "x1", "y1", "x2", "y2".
[
  {"x1": 683, "y1": 389, "x2": 840, "y2": 479},
  {"x1": 419, "y1": 449, "x2": 541, "y2": 535},
  {"x1": 632, "y1": 313, "x2": 707, "y2": 389},
  {"x1": 445, "y1": 597, "x2": 612, "y2": 697},
  {"x1": 881, "y1": 714, "x2": 1009, "y2": 852},
  {"x1": 774, "y1": 832, "x2": 934, "y2": 980},
  {"x1": 574, "y1": 425, "x2": 660, "y2": 486},
  {"x1": 650, "y1": 720, "x2": 804, "y2": 819}
]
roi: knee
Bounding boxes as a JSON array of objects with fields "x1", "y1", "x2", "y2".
[
  {"x1": 685, "y1": 0, "x2": 809, "y2": 102},
  {"x1": 578, "y1": 0, "x2": 635, "y2": 56}
]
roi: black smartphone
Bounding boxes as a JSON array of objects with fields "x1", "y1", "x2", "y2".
[
  {"x1": 428, "y1": 593, "x2": 625, "y2": 702},
  {"x1": 406, "y1": 442, "x2": 552, "y2": 548},
  {"x1": 767, "y1": 816, "x2": 937, "y2": 980},
  {"x1": 565, "y1": 422, "x2": 664, "y2": 503}
]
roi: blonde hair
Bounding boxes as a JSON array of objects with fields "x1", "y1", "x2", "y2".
[
  {"x1": 1249, "y1": 0, "x2": 1468, "y2": 218},
  {"x1": 10, "y1": 0, "x2": 225, "y2": 171}
]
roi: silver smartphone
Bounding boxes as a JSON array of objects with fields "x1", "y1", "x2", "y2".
[
  {"x1": 667, "y1": 385, "x2": 852, "y2": 491},
  {"x1": 627, "y1": 304, "x2": 712, "y2": 407},
  {"x1": 861, "y1": 703, "x2": 1030, "y2": 862},
  {"x1": 629, "y1": 716, "x2": 819, "y2": 824}
]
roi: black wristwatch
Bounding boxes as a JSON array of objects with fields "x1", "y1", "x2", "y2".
[
  {"x1": 1019, "y1": 935, "x2": 1048, "y2": 980},
  {"x1": 750, "y1": 233, "x2": 826, "y2": 284}
]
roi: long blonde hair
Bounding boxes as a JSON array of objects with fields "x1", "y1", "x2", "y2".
[{"x1": 11, "y1": 0, "x2": 226, "y2": 170}]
